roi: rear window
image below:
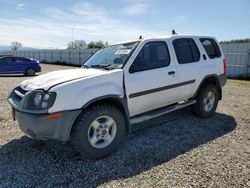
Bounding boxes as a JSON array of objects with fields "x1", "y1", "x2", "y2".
[
  {"x1": 200, "y1": 38, "x2": 221, "y2": 59},
  {"x1": 173, "y1": 38, "x2": 200, "y2": 64},
  {"x1": 0, "y1": 57, "x2": 12, "y2": 63}
]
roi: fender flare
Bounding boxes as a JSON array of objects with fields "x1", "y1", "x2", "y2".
[
  {"x1": 81, "y1": 94, "x2": 131, "y2": 133},
  {"x1": 193, "y1": 74, "x2": 223, "y2": 100}
]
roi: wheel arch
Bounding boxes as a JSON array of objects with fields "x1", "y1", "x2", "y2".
[
  {"x1": 79, "y1": 95, "x2": 130, "y2": 133},
  {"x1": 194, "y1": 74, "x2": 222, "y2": 100}
]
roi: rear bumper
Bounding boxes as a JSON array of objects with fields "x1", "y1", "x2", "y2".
[
  {"x1": 14, "y1": 109, "x2": 81, "y2": 142},
  {"x1": 218, "y1": 74, "x2": 227, "y2": 87}
]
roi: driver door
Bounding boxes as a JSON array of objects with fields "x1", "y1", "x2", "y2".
[{"x1": 124, "y1": 41, "x2": 178, "y2": 116}]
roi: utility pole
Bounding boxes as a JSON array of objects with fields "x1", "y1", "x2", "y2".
[{"x1": 72, "y1": 28, "x2": 74, "y2": 43}]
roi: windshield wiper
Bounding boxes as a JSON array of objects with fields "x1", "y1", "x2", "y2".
[
  {"x1": 82, "y1": 64, "x2": 90, "y2": 69},
  {"x1": 90, "y1": 64, "x2": 114, "y2": 70}
]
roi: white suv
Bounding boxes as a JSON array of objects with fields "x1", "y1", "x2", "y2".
[{"x1": 8, "y1": 34, "x2": 227, "y2": 158}]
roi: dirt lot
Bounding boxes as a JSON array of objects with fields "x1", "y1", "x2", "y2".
[{"x1": 0, "y1": 64, "x2": 249, "y2": 187}]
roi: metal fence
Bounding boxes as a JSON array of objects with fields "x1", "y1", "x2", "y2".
[
  {"x1": 221, "y1": 43, "x2": 250, "y2": 79},
  {"x1": 0, "y1": 43, "x2": 250, "y2": 79},
  {"x1": 0, "y1": 49, "x2": 98, "y2": 66}
]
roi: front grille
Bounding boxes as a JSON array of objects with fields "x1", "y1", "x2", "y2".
[
  {"x1": 14, "y1": 87, "x2": 28, "y2": 99},
  {"x1": 8, "y1": 86, "x2": 30, "y2": 110},
  {"x1": 10, "y1": 86, "x2": 29, "y2": 108}
]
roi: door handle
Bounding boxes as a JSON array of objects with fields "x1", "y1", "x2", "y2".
[{"x1": 168, "y1": 71, "x2": 175, "y2": 75}]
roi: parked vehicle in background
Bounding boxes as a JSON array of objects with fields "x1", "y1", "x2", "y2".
[
  {"x1": 8, "y1": 34, "x2": 227, "y2": 159},
  {"x1": 0, "y1": 56, "x2": 41, "y2": 76}
]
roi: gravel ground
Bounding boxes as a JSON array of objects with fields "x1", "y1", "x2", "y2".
[{"x1": 0, "y1": 64, "x2": 249, "y2": 187}]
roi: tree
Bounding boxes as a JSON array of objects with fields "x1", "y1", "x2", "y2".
[
  {"x1": 67, "y1": 40, "x2": 87, "y2": 49},
  {"x1": 87, "y1": 41, "x2": 108, "y2": 49},
  {"x1": 87, "y1": 41, "x2": 96, "y2": 49},
  {"x1": 220, "y1": 38, "x2": 250, "y2": 44},
  {"x1": 10, "y1": 41, "x2": 22, "y2": 50}
]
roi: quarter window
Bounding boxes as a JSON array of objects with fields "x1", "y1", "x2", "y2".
[
  {"x1": 173, "y1": 38, "x2": 200, "y2": 64},
  {"x1": 130, "y1": 41, "x2": 170, "y2": 72},
  {"x1": 200, "y1": 38, "x2": 221, "y2": 59}
]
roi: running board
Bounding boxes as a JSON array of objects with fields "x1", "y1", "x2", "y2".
[{"x1": 130, "y1": 99, "x2": 196, "y2": 124}]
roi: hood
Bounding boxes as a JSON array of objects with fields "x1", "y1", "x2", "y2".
[{"x1": 20, "y1": 68, "x2": 106, "y2": 91}]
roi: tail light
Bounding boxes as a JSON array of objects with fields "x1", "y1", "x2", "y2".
[{"x1": 223, "y1": 59, "x2": 227, "y2": 75}]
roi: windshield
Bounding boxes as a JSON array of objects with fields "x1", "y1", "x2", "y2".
[{"x1": 83, "y1": 41, "x2": 139, "y2": 70}]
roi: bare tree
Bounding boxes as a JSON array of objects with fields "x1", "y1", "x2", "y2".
[
  {"x1": 10, "y1": 41, "x2": 22, "y2": 50},
  {"x1": 67, "y1": 40, "x2": 87, "y2": 49}
]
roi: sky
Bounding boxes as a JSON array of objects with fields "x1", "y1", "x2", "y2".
[{"x1": 0, "y1": 0, "x2": 249, "y2": 49}]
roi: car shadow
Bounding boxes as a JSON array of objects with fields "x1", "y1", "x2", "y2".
[{"x1": 0, "y1": 109, "x2": 236, "y2": 187}]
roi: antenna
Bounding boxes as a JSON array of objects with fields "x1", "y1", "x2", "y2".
[{"x1": 172, "y1": 29, "x2": 177, "y2": 35}]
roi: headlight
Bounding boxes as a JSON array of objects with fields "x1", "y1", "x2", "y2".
[
  {"x1": 24, "y1": 90, "x2": 56, "y2": 111},
  {"x1": 34, "y1": 92, "x2": 42, "y2": 106}
]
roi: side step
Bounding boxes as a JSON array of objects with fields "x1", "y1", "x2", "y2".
[{"x1": 130, "y1": 99, "x2": 196, "y2": 124}]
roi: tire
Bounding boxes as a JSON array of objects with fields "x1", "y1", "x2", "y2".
[
  {"x1": 192, "y1": 84, "x2": 219, "y2": 118},
  {"x1": 70, "y1": 103, "x2": 127, "y2": 159},
  {"x1": 25, "y1": 68, "x2": 36, "y2": 76}
]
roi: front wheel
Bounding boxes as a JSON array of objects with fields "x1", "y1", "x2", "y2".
[
  {"x1": 70, "y1": 104, "x2": 127, "y2": 159},
  {"x1": 192, "y1": 84, "x2": 219, "y2": 118}
]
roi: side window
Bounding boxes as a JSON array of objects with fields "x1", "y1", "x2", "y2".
[
  {"x1": 173, "y1": 38, "x2": 200, "y2": 64},
  {"x1": 200, "y1": 38, "x2": 221, "y2": 59},
  {"x1": 0, "y1": 57, "x2": 12, "y2": 63},
  {"x1": 130, "y1": 41, "x2": 170, "y2": 72},
  {"x1": 13, "y1": 57, "x2": 29, "y2": 63}
]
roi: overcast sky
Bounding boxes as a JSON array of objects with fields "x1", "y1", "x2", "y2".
[{"x1": 0, "y1": 0, "x2": 249, "y2": 49}]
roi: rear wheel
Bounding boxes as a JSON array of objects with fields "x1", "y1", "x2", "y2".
[
  {"x1": 25, "y1": 68, "x2": 36, "y2": 76},
  {"x1": 70, "y1": 104, "x2": 126, "y2": 159},
  {"x1": 192, "y1": 84, "x2": 219, "y2": 118}
]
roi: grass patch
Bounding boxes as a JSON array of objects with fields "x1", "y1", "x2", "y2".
[{"x1": 227, "y1": 79, "x2": 250, "y2": 88}]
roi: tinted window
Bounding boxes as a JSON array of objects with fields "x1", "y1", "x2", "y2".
[
  {"x1": 0, "y1": 57, "x2": 12, "y2": 63},
  {"x1": 131, "y1": 41, "x2": 170, "y2": 72},
  {"x1": 173, "y1": 38, "x2": 200, "y2": 64},
  {"x1": 13, "y1": 57, "x2": 30, "y2": 63},
  {"x1": 200, "y1": 38, "x2": 221, "y2": 59}
]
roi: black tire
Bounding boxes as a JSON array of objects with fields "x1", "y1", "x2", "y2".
[
  {"x1": 70, "y1": 103, "x2": 127, "y2": 159},
  {"x1": 192, "y1": 84, "x2": 219, "y2": 118},
  {"x1": 25, "y1": 68, "x2": 36, "y2": 76}
]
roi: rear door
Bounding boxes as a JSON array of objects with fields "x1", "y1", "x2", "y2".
[
  {"x1": 124, "y1": 40, "x2": 178, "y2": 116},
  {"x1": 171, "y1": 37, "x2": 202, "y2": 101}
]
